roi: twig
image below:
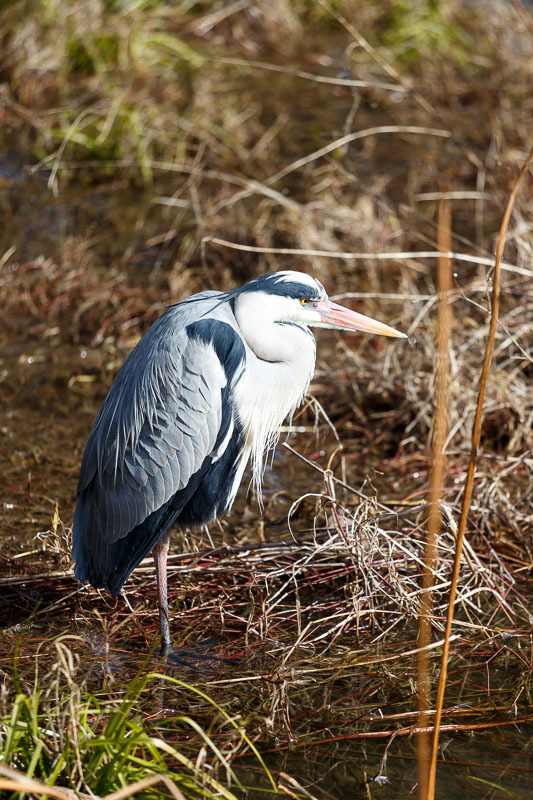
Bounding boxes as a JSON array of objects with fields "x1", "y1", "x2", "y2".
[
  {"x1": 263, "y1": 126, "x2": 450, "y2": 186},
  {"x1": 104, "y1": 775, "x2": 187, "y2": 800},
  {"x1": 0, "y1": 764, "x2": 81, "y2": 800},
  {"x1": 213, "y1": 57, "x2": 408, "y2": 93},
  {"x1": 282, "y1": 442, "x2": 429, "y2": 520},
  {"x1": 253, "y1": 714, "x2": 533, "y2": 752},
  {"x1": 202, "y1": 237, "x2": 533, "y2": 278}
]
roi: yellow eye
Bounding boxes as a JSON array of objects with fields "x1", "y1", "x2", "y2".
[{"x1": 300, "y1": 298, "x2": 310, "y2": 306}]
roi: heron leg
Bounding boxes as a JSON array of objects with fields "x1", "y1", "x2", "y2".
[{"x1": 153, "y1": 532, "x2": 171, "y2": 652}]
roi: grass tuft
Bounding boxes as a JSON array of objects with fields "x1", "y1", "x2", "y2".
[{"x1": 1, "y1": 639, "x2": 278, "y2": 799}]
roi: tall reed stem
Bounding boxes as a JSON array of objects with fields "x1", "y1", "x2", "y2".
[{"x1": 417, "y1": 196, "x2": 452, "y2": 799}]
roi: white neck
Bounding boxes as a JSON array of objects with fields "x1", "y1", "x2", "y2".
[
  {"x1": 234, "y1": 293, "x2": 306, "y2": 361},
  {"x1": 232, "y1": 291, "x2": 317, "y2": 500}
]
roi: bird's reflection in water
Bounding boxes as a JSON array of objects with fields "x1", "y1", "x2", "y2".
[{"x1": 81, "y1": 631, "x2": 240, "y2": 682}]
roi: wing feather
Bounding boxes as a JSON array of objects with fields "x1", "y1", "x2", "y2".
[{"x1": 73, "y1": 309, "x2": 246, "y2": 590}]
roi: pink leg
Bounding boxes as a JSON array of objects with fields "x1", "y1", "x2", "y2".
[{"x1": 153, "y1": 532, "x2": 171, "y2": 651}]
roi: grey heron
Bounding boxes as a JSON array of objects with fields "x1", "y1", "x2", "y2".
[{"x1": 73, "y1": 271, "x2": 406, "y2": 649}]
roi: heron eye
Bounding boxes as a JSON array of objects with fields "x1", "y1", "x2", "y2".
[{"x1": 300, "y1": 298, "x2": 310, "y2": 306}]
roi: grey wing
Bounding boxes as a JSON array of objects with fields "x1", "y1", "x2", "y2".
[{"x1": 74, "y1": 322, "x2": 229, "y2": 548}]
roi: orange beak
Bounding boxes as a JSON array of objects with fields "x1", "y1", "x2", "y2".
[{"x1": 314, "y1": 300, "x2": 407, "y2": 339}]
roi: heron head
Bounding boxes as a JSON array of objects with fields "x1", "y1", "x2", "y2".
[{"x1": 237, "y1": 270, "x2": 407, "y2": 339}]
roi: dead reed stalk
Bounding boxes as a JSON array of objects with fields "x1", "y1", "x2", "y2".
[
  {"x1": 427, "y1": 145, "x2": 533, "y2": 799},
  {"x1": 417, "y1": 196, "x2": 452, "y2": 798}
]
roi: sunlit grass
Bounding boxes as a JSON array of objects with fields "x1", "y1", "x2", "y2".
[{"x1": 0, "y1": 637, "x2": 278, "y2": 799}]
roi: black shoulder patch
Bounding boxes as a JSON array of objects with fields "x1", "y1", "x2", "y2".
[{"x1": 185, "y1": 319, "x2": 246, "y2": 382}]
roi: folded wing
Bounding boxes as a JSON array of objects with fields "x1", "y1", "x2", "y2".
[{"x1": 73, "y1": 311, "x2": 245, "y2": 593}]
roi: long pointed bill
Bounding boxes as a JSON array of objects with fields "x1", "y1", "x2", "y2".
[{"x1": 315, "y1": 300, "x2": 407, "y2": 339}]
